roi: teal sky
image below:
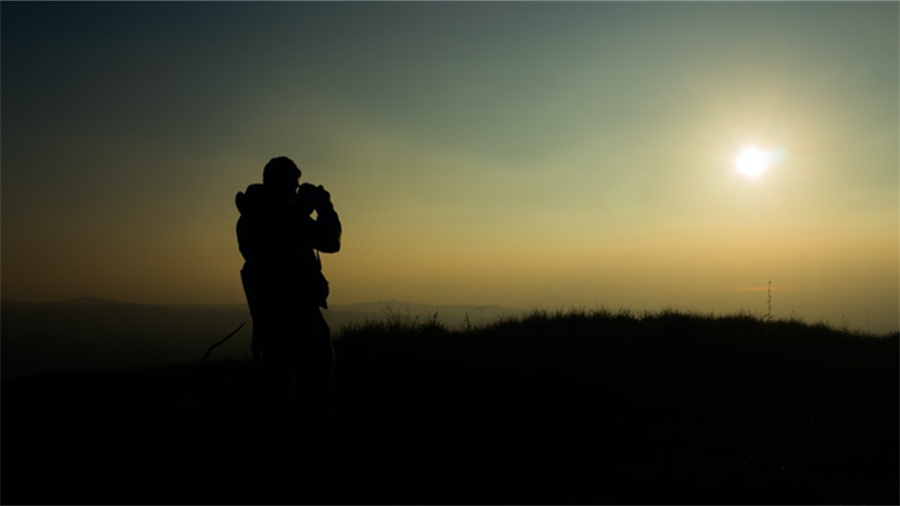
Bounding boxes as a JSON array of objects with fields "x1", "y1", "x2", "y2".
[{"x1": 2, "y1": 2, "x2": 897, "y2": 332}]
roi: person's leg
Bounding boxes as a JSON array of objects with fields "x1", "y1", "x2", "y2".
[
  {"x1": 253, "y1": 305, "x2": 301, "y2": 468},
  {"x1": 256, "y1": 359, "x2": 296, "y2": 468},
  {"x1": 294, "y1": 309, "x2": 336, "y2": 467}
]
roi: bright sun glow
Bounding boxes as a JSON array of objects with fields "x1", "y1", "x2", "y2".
[{"x1": 734, "y1": 146, "x2": 771, "y2": 178}]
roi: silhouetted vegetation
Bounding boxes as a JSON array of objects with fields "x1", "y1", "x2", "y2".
[{"x1": 2, "y1": 309, "x2": 897, "y2": 504}]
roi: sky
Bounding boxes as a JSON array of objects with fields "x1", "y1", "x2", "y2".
[{"x1": 2, "y1": 2, "x2": 898, "y2": 333}]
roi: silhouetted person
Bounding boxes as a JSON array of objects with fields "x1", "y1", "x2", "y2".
[{"x1": 235, "y1": 156, "x2": 341, "y2": 470}]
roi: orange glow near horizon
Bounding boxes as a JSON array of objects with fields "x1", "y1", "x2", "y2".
[{"x1": 1, "y1": 2, "x2": 897, "y2": 334}]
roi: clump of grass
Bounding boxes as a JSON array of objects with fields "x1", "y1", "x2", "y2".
[
  {"x1": 337, "y1": 305, "x2": 447, "y2": 339},
  {"x1": 334, "y1": 304, "x2": 449, "y2": 361}
]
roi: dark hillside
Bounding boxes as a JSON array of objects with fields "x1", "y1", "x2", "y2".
[
  {"x1": 2, "y1": 310, "x2": 897, "y2": 504},
  {"x1": 334, "y1": 310, "x2": 898, "y2": 504}
]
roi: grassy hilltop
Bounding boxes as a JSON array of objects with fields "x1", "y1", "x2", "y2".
[{"x1": 2, "y1": 308, "x2": 897, "y2": 504}]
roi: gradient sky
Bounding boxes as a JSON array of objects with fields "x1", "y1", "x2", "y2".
[{"x1": 2, "y1": 2, "x2": 897, "y2": 332}]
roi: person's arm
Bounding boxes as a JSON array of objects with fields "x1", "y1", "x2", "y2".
[{"x1": 312, "y1": 192, "x2": 342, "y2": 253}]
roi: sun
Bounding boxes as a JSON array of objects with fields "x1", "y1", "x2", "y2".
[{"x1": 734, "y1": 146, "x2": 771, "y2": 178}]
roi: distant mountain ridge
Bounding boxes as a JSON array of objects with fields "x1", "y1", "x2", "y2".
[
  {"x1": 2, "y1": 297, "x2": 134, "y2": 308},
  {"x1": 52, "y1": 297, "x2": 125, "y2": 307}
]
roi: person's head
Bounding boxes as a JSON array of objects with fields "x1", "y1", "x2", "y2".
[{"x1": 263, "y1": 156, "x2": 301, "y2": 200}]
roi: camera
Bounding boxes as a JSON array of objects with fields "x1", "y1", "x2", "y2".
[{"x1": 295, "y1": 182, "x2": 328, "y2": 214}]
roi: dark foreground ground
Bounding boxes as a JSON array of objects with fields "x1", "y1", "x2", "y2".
[{"x1": 2, "y1": 311, "x2": 898, "y2": 504}]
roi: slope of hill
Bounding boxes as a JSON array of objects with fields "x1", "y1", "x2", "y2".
[{"x1": 2, "y1": 309, "x2": 896, "y2": 504}]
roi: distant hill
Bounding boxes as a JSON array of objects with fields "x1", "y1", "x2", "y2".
[
  {"x1": 1, "y1": 297, "x2": 124, "y2": 307},
  {"x1": 51, "y1": 297, "x2": 124, "y2": 307},
  {"x1": 0, "y1": 300, "x2": 251, "y2": 380}
]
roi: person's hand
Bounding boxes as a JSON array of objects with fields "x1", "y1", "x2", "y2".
[
  {"x1": 316, "y1": 185, "x2": 331, "y2": 204},
  {"x1": 297, "y1": 183, "x2": 331, "y2": 210}
]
